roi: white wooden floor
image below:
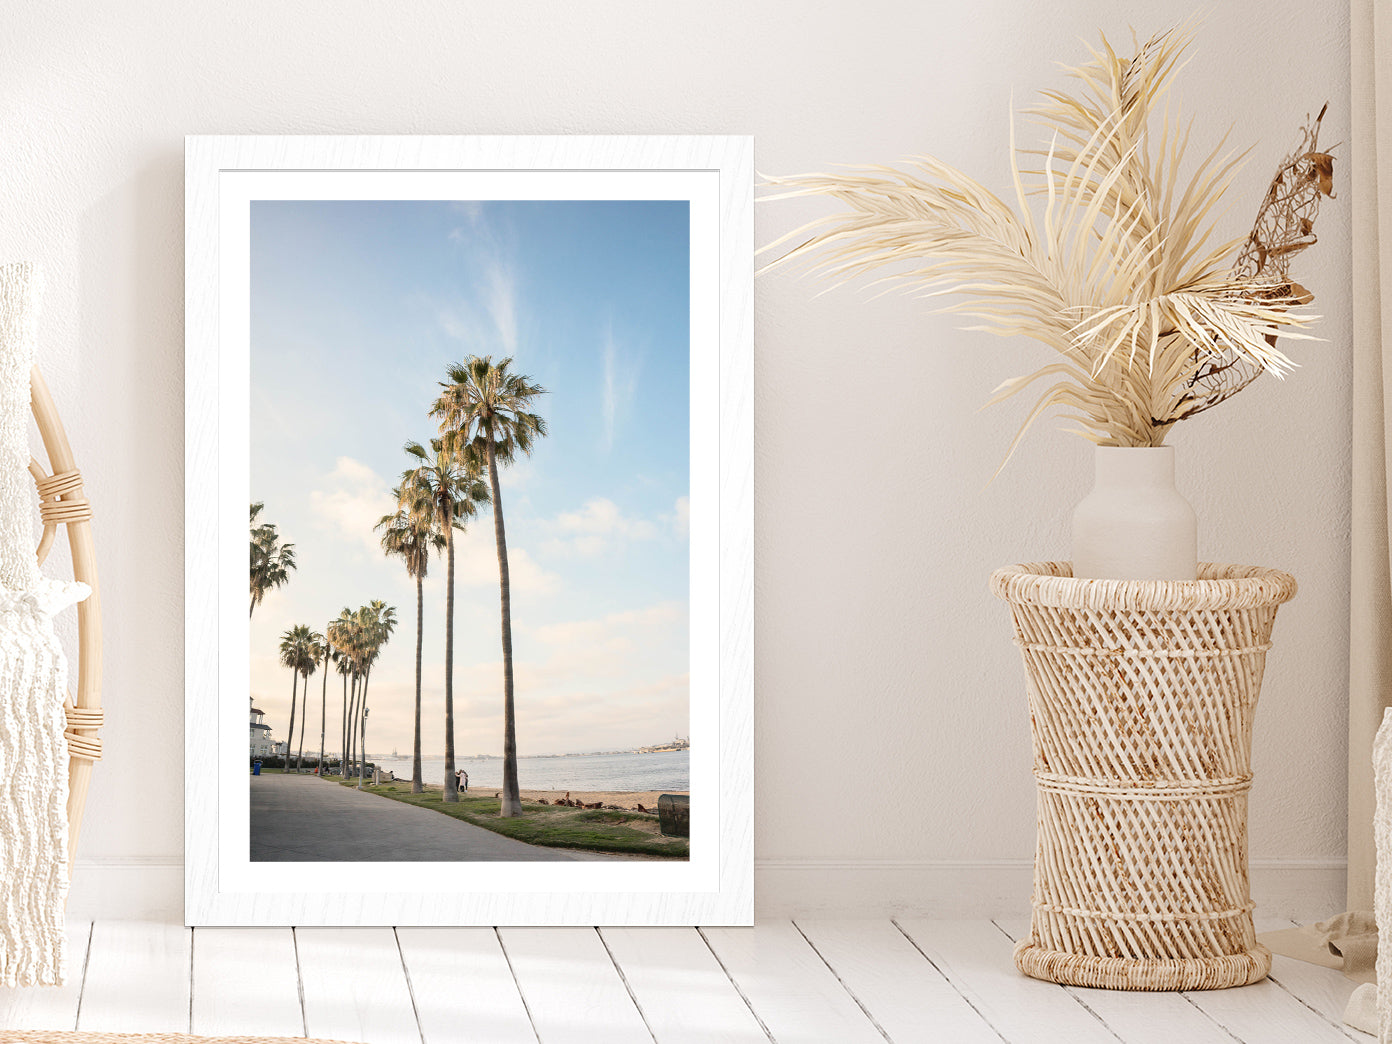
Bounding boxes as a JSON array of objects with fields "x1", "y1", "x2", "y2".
[{"x1": 0, "y1": 919, "x2": 1371, "y2": 1043}]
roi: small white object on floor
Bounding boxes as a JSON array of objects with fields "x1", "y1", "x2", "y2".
[{"x1": 1347, "y1": 982, "x2": 1379, "y2": 1036}]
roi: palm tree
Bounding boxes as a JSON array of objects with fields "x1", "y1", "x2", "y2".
[
  {"x1": 431, "y1": 356, "x2": 548, "y2": 817},
  {"x1": 333, "y1": 650, "x2": 352, "y2": 775},
  {"x1": 376, "y1": 491, "x2": 447, "y2": 793},
  {"x1": 277, "y1": 625, "x2": 315, "y2": 771},
  {"x1": 328, "y1": 608, "x2": 359, "y2": 777},
  {"x1": 315, "y1": 630, "x2": 333, "y2": 775},
  {"x1": 250, "y1": 502, "x2": 296, "y2": 617},
  {"x1": 400, "y1": 438, "x2": 489, "y2": 803},
  {"x1": 354, "y1": 600, "x2": 397, "y2": 788},
  {"x1": 294, "y1": 631, "x2": 321, "y2": 772}
]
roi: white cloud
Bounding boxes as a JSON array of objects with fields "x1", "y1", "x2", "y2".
[
  {"x1": 667, "y1": 496, "x2": 690, "y2": 539},
  {"x1": 540, "y1": 497, "x2": 658, "y2": 558},
  {"x1": 448, "y1": 529, "x2": 559, "y2": 595},
  {"x1": 307, "y1": 456, "x2": 557, "y2": 592},
  {"x1": 532, "y1": 601, "x2": 683, "y2": 655},
  {"x1": 307, "y1": 457, "x2": 395, "y2": 554}
]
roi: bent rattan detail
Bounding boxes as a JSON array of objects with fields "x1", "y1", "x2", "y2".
[
  {"x1": 27, "y1": 366, "x2": 102, "y2": 874},
  {"x1": 992, "y1": 561, "x2": 1295, "y2": 991}
]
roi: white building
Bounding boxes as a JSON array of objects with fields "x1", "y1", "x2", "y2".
[{"x1": 250, "y1": 698, "x2": 279, "y2": 759}]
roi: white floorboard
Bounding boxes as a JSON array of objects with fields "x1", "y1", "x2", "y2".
[
  {"x1": 0, "y1": 918, "x2": 1372, "y2": 1042},
  {"x1": 396, "y1": 927, "x2": 537, "y2": 1044},
  {"x1": 600, "y1": 926, "x2": 769, "y2": 1043},
  {"x1": 296, "y1": 927, "x2": 419, "y2": 1044},
  {"x1": 76, "y1": 921, "x2": 191, "y2": 1033},
  {"x1": 190, "y1": 927, "x2": 304, "y2": 1037},
  {"x1": 499, "y1": 927, "x2": 651, "y2": 1044},
  {"x1": 1266, "y1": 954, "x2": 1367, "y2": 1042},
  {"x1": 701, "y1": 921, "x2": 884, "y2": 1044},
  {"x1": 895, "y1": 919, "x2": 1117, "y2": 1044},
  {"x1": 992, "y1": 918, "x2": 1236, "y2": 1044},
  {"x1": 0, "y1": 921, "x2": 89, "y2": 1031},
  {"x1": 1185, "y1": 976, "x2": 1357, "y2": 1044},
  {"x1": 795, "y1": 918, "x2": 1002, "y2": 1044}
]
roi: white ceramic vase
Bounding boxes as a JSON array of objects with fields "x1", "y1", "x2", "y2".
[{"x1": 1071, "y1": 445, "x2": 1198, "y2": 581}]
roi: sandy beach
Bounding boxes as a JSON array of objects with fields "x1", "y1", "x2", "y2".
[
  {"x1": 514, "y1": 788, "x2": 686, "y2": 810},
  {"x1": 383, "y1": 777, "x2": 686, "y2": 812}
]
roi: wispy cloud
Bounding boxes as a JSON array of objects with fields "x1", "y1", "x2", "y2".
[
  {"x1": 441, "y1": 207, "x2": 520, "y2": 360},
  {"x1": 601, "y1": 321, "x2": 640, "y2": 452},
  {"x1": 485, "y1": 258, "x2": 517, "y2": 357},
  {"x1": 447, "y1": 201, "x2": 484, "y2": 240}
]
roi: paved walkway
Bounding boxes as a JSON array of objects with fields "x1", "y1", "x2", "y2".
[{"x1": 250, "y1": 772, "x2": 577, "y2": 862}]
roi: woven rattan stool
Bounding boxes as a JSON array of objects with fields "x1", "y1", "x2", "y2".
[{"x1": 991, "y1": 562, "x2": 1297, "y2": 991}]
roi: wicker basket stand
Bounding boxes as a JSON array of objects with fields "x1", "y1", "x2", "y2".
[{"x1": 991, "y1": 562, "x2": 1296, "y2": 991}]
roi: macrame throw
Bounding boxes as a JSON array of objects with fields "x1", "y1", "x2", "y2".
[{"x1": 0, "y1": 262, "x2": 89, "y2": 986}]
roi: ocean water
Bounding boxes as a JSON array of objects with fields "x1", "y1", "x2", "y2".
[{"x1": 374, "y1": 748, "x2": 689, "y2": 793}]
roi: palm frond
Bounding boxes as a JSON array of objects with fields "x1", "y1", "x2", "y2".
[{"x1": 762, "y1": 24, "x2": 1329, "y2": 452}]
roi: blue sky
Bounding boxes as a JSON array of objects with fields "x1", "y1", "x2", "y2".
[{"x1": 248, "y1": 199, "x2": 690, "y2": 762}]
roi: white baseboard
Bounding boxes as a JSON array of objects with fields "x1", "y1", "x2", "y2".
[
  {"x1": 67, "y1": 859, "x2": 183, "y2": 922},
  {"x1": 754, "y1": 859, "x2": 1349, "y2": 922},
  {"x1": 65, "y1": 857, "x2": 1348, "y2": 924}
]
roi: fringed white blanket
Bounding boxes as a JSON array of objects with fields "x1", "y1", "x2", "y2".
[
  {"x1": 1374, "y1": 706, "x2": 1392, "y2": 1041},
  {"x1": 0, "y1": 263, "x2": 88, "y2": 986}
]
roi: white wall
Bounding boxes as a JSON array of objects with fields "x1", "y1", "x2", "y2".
[{"x1": 3, "y1": 0, "x2": 1352, "y2": 919}]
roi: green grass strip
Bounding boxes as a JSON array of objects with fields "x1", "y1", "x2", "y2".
[{"x1": 329, "y1": 778, "x2": 689, "y2": 858}]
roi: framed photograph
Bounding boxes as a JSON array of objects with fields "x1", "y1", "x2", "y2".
[{"x1": 184, "y1": 136, "x2": 753, "y2": 926}]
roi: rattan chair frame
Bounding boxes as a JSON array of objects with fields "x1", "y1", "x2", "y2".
[{"x1": 27, "y1": 365, "x2": 101, "y2": 874}]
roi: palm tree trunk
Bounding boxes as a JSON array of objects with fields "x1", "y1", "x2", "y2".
[
  {"x1": 443, "y1": 512, "x2": 458, "y2": 803},
  {"x1": 295, "y1": 671, "x2": 308, "y2": 771},
  {"x1": 359, "y1": 667, "x2": 371, "y2": 789},
  {"x1": 249, "y1": 599, "x2": 255, "y2": 618},
  {"x1": 341, "y1": 679, "x2": 353, "y2": 779},
  {"x1": 285, "y1": 670, "x2": 299, "y2": 773},
  {"x1": 487, "y1": 442, "x2": 523, "y2": 818},
  {"x1": 340, "y1": 671, "x2": 349, "y2": 776},
  {"x1": 318, "y1": 649, "x2": 329, "y2": 776},
  {"x1": 412, "y1": 574, "x2": 424, "y2": 793}
]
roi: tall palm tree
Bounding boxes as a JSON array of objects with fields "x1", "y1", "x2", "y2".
[
  {"x1": 250, "y1": 502, "x2": 296, "y2": 617},
  {"x1": 294, "y1": 631, "x2": 321, "y2": 772},
  {"x1": 376, "y1": 491, "x2": 447, "y2": 793},
  {"x1": 354, "y1": 600, "x2": 397, "y2": 788},
  {"x1": 432, "y1": 356, "x2": 547, "y2": 817},
  {"x1": 400, "y1": 438, "x2": 489, "y2": 803},
  {"x1": 277, "y1": 625, "x2": 315, "y2": 770},
  {"x1": 315, "y1": 631, "x2": 333, "y2": 775},
  {"x1": 328, "y1": 608, "x2": 359, "y2": 777},
  {"x1": 334, "y1": 650, "x2": 352, "y2": 775}
]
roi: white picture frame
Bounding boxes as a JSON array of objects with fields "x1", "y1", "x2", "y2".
[{"x1": 184, "y1": 135, "x2": 753, "y2": 926}]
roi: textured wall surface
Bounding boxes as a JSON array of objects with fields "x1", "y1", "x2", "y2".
[{"x1": 1, "y1": 0, "x2": 1352, "y2": 915}]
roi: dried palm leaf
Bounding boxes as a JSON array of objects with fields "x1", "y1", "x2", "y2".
[{"x1": 761, "y1": 25, "x2": 1330, "y2": 459}]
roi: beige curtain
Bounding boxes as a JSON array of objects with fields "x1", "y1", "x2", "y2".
[{"x1": 1348, "y1": 0, "x2": 1392, "y2": 912}]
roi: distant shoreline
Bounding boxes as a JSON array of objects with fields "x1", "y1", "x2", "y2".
[{"x1": 404, "y1": 747, "x2": 689, "y2": 761}]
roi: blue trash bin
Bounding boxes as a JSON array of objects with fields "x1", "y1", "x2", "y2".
[{"x1": 253, "y1": 761, "x2": 262, "y2": 776}]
